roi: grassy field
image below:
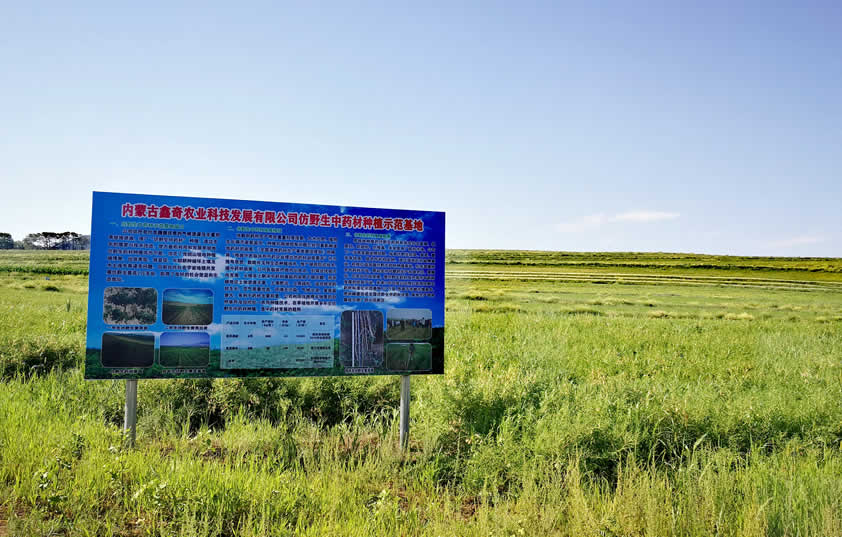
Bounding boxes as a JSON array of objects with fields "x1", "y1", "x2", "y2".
[
  {"x1": 0, "y1": 250, "x2": 89, "y2": 275},
  {"x1": 1, "y1": 250, "x2": 842, "y2": 535}
]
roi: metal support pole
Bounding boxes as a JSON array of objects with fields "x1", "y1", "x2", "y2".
[
  {"x1": 124, "y1": 379, "x2": 137, "y2": 447},
  {"x1": 399, "y1": 375, "x2": 410, "y2": 450}
]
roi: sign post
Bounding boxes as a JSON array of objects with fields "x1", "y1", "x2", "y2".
[
  {"x1": 400, "y1": 375, "x2": 410, "y2": 450},
  {"x1": 124, "y1": 379, "x2": 137, "y2": 446},
  {"x1": 85, "y1": 192, "x2": 445, "y2": 449}
]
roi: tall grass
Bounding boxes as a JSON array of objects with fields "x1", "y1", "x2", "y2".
[
  {"x1": 0, "y1": 251, "x2": 89, "y2": 275},
  {"x1": 1, "y1": 251, "x2": 842, "y2": 535}
]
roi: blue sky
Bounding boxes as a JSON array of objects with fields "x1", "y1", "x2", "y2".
[
  {"x1": 160, "y1": 331, "x2": 209, "y2": 348},
  {"x1": 1, "y1": 1, "x2": 839, "y2": 256},
  {"x1": 164, "y1": 289, "x2": 213, "y2": 305},
  {"x1": 388, "y1": 309, "x2": 432, "y2": 321}
]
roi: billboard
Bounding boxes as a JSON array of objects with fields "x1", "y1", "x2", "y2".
[{"x1": 85, "y1": 192, "x2": 444, "y2": 379}]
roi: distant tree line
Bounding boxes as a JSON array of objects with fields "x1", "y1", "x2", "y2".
[{"x1": 0, "y1": 232, "x2": 90, "y2": 250}]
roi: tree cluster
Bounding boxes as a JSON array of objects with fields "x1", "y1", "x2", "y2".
[{"x1": 0, "y1": 232, "x2": 91, "y2": 250}]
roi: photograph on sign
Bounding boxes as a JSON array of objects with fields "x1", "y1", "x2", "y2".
[
  {"x1": 102, "y1": 287, "x2": 157, "y2": 325},
  {"x1": 386, "y1": 343, "x2": 432, "y2": 372},
  {"x1": 84, "y1": 192, "x2": 444, "y2": 379},
  {"x1": 159, "y1": 332, "x2": 210, "y2": 368},
  {"x1": 339, "y1": 310, "x2": 385, "y2": 370},
  {"x1": 100, "y1": 333, "x2": 155, "y2": 368},
  {"x1": 162, "y1": 289, "x2": 214, "y2": 325},
  {"x1": 386, "y1": 308, "x2": 432, "y2": 341}
]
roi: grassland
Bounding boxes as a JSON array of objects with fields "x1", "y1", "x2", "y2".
[
  {"x1": 0, "y1": 250, "x2": 89, "y2": 275},
  {"x1": 1, "y1": 250, "x2": 842, "y2": 535}
]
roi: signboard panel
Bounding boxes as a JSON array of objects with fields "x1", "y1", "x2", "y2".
[{"x1": 85, "y1": 192, "x2": 444, "y2": 379}]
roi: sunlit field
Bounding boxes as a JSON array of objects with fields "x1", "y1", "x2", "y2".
[{"x1": 1, "y1": 250, "x2": 842, "y2": 536}]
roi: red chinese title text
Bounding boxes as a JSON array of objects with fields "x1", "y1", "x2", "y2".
[{"x1": 121, "y1": 203, "x2": 424, "y2": 232}]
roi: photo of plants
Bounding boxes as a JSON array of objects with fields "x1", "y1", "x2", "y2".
[
  {"x1": 102, "y1": 286, "x2": 157, "y2": 325},
  {"x1": 340, "y1": 310, "x2": 384, "y2": 368}
]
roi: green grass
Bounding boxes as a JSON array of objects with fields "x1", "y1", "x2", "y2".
[
  {"x1": 2, "y1": 250, "x2": 842, "y2": 535},
  {"x1": 0, "y1": 273, "x2": 87, "y2": 377},
  {"x1": 447, "y1": 249, "x2": 842, "y2": 276},
  {"x1": 0, "y1": 250, "x2": 90, "y2": 275}
]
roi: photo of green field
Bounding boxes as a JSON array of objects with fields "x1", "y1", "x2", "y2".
[
  {"x1": 162, "y1": 288, "x2": 213, "y2": 325},
  {"x1": 102, "y1": 286, "x2": 156, "y2": 325},
  {"x1": 385, "y1": 343, "x2": 432, "y2": 371},
  {"x1": 100, "y1": 332, "x2": 154, "y2": 367},
  {"x1": 4, "y1": 250, "x2": 842, "y2": 535},
  {"x1": 159, "y1": 331, "x2": 209, "y2": 367},
  {"x1": 386, "y1": 308, "x2": 432, "y2": 341}
]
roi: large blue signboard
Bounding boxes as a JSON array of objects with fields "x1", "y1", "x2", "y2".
[{"x1": 85, "y1": 192, "x2": 444, "y2": 379}]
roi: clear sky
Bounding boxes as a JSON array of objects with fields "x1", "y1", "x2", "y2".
[
  {"x1": 164, "y1": 289, "x2": 213, "y2": 305},
  {"x1": 160, "y1": 331, "x2": 209, "y2": 348},
  {"x1": 2, "y1": 1, "x2": 840, "y2": 256}
]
